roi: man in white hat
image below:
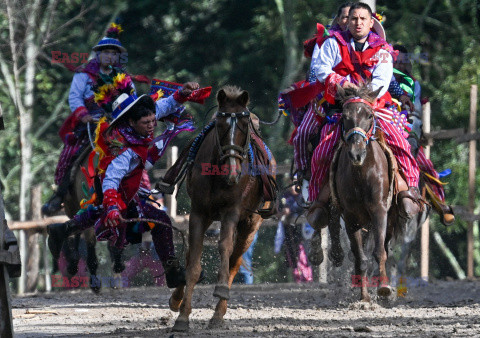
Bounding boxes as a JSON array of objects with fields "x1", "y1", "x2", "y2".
[{"x1": 43, "y1": 23, "x2": 130, "y2": 216}]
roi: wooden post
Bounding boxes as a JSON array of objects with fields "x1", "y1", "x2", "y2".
[
  {"x1": 319, "y1": 227, "x2": 328, "y2": 283},
  {"x1": 17, "y1": 230, "x2": 26, "y2": 294},
  {"x1": 26, "y1": 186, "x2": 41, "y2": 292},
  {"x1": 467, "y1": 85, "x2": 477, "y2": 279},
  {"x1": 421, "y1": 102, "x2": 431, "y2": 281},
  {"x1": 165, "y1": 146, "x2": 178, "y2": 219}
]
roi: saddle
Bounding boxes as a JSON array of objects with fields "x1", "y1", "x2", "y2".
[{"x1": 160, "y1": 118, "x2": 278, "y2": 218}]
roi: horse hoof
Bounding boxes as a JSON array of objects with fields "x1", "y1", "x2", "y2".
[
  {"x1": 66, "y1": 265, "x2": 79, "y2": 277},
  {"x1": 169, "y1": 295, "x2": 183, "y2": 312},
  {"x1": 378, "y1": 285, "x2": 393, "y2": 297},
  {"x1": 90, "y1": 285, "x2": 101, "y2": 294},
  {"x1": 172, "y1": 319, "x2": 189, "y2": 332},
  {"x1": 208, "y1": 318, "x2": 225, "y2": 329},
  {"x1": 213, "y1": 285, "x2": 230, "y2": 300},
  {"x1": 328, "y1": 249, "x2": 344, "y2": 267}
]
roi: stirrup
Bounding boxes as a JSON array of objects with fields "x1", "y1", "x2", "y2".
[{"x1": 155, "y1": 181, "x2": 175, "y2": 194}]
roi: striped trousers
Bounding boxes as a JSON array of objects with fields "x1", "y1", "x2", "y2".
[
  {"x1": 292, "y1": 103, "x2": 322, "y2": 172},
  {"x1": 416, "y1": 146, "x2": 445, "y2": 202},
  {"x1": 309, "y1": 118, "x2": 420, "y2": 201}
]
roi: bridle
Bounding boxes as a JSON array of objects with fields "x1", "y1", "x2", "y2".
[
  {"x1": 342, "y1": 97, "x2": 377, "y2": 144},
  {"x1": 215, "y1": 110, "x2": 251, "y2": 163}
]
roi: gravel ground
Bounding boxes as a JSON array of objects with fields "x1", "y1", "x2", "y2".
[{"x1": 11, "y1": 279, "x2": 480, "y2": 337}]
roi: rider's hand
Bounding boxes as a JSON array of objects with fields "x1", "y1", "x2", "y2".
[
  {"x1": 105, "y1": 208, "x2": 125, "y2": 228},
  {"x1": 399, "y1": 94, "x2": 414, "y2": 112},
  {"x1": 80, "y1": 114, "x2": 94, "y2": 124},
  {"x1": 180, "y1": 82, "x2": 200, "y2": 97}
]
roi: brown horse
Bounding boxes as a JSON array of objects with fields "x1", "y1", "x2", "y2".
[
  {"x1": 329, "y1": 84, "x2": 405, "y2": 302},
  {"x1": 169, "y1": 86, "x2": 275, "y2": 332}
]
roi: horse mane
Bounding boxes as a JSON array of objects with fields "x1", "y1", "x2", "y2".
[{"x1": 336, "y1": 81, "x2": 378, "y2": 105}]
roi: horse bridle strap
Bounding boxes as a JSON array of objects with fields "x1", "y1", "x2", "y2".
[
  {"x1": 217, "y1": 111, "x2": 250, "y2": 118},
  {"x1": 342, "y1": 97, "x2": 376, "y2": 143},
  {"x1": 215, "y1": 110, "x2": 251, "y2": 162}
]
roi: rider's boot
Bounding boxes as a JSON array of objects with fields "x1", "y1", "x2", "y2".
[
  {"x1": 431, "y1": 199, "x2": 455, "y2": 226},
  {"x1": 398, "y1": 186, "x2": 423, "y2": 220},
  {"x1": 42, "y1": 171, "x2": 72, "y2": 216},
  {"x1": 47, "y1": 219, "x2": 82, "y2": 262},
  {"x1": 163, "y1": 256, "x2": 206, "y2": 288},
  {"x1": 306, "y1": 181, "x2": 331, "y2": 231}
]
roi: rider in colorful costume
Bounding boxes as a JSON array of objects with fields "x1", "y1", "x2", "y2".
[
  {"x1": 393, "y1": 44, "x2": 454, "y2": 225},
  {"x1": 47, "y1": 71, "x2": 201, "y2": 288},
  {"x1": 292, "y1": 3, "x2": 353, "y2": 189},
  {"x1": 290, "y1": 5, "x2": 412, "y2": 202},
  {"x1": 42, "y1": 23, "x2": 128, "y2": 216},
  {"x1": 306, "y1": 3, "x2": 422, "y2": 229}
]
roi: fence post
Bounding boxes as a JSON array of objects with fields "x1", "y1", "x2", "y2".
[
  {"x1": 467, "y1": 85, "x2": 477, "y2": 279},
  {"x1": 421, "y1": 102, "x2": 431, "y2": 281},
  {"x1": 166, "y1": 146, "x2": 178, "y2": 219}
]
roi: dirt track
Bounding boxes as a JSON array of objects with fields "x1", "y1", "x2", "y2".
[{"x1": 12, "y1": 279, "x2": 480, "y2": 337}]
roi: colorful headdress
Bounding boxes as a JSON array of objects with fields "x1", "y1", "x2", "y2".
[
  {"x1": 94, "y1": 71, "x2": 138, "y2": 117},
  {"x1": 93, "y1": 22, "x2": 127, "y2": 53}
]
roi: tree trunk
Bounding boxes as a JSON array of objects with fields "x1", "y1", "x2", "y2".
[{"x1": 26, "y1": 186, "x2": 41, "y2": 292}]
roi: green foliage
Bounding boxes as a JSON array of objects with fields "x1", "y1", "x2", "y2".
[{"x1": 0, "y1": 0, "x2": 478, "y2": 279}]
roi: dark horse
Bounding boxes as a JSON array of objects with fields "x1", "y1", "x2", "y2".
[
  {"x1": 169, "y1": 86, "x2": 276, "y2": 331},
  {"x1": 330, "y1": 84, "x2": 407, "y2": 302},
  {"x1": 60, "y1": 144, "x2": 124, "y2": 292}
]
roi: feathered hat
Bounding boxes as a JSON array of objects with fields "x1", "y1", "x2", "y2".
[
  {"x1": 93, "y1": 22, "x2": 127, "y2": 53},
  {"x1": 94, "y1": 71, "x2": 155, "y2": 127}
]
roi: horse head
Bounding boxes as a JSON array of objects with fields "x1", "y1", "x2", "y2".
[
  {"x1": 215, "y1": 86, "x2": 251, "y2": 185},
  {"x1": 337, "y1": 84, "x2": 382, "y2": 166}
]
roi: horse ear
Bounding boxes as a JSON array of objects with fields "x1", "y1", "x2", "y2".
[
  {"x1": 217, "y1": 89, "x2": 227, "y2": 106},
  {"x1": 372, "y1": 86, "x2": 383, "y2": 100},
  {"x1": 237, "y1": 90, "x2": 250, "y2": 107}
]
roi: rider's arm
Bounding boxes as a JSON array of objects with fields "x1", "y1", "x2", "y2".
[
  {"x1": 311, "y1": 38, "x2": 342, "y2": 83},
  {"x1": 370, "y1": 49, "x2": 393, "y2": 98},
  {"x1": 154, "y1": 95, "x2": 183, "y2": 120},
  {"x1": 311, "y1": 38, "x2": 347, "y2": 104},
  {"x1": 102, "y1": 149, "x2": 141, "y2": 193},
  {"x1": 68, "y1": 73, "x2": 90, "y2": 119}
]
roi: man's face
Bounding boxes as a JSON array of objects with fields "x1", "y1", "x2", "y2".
[
  {"x1": 348, "y1": 8, "x2": 374, "y2": 40},
  {"x1": 98, "y1": 48, "x2": 120, "y2": 68},
  {"x1": 394, "y1": 52, "x2": 408, "y2": 72},
  {"x1": 129, "y1": 113, "x2": 156, "y2": 137},
  {"x1": 338, "y1": 7, "x2": 351, "y2": 31}
]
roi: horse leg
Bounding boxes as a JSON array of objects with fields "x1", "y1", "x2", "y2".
[
  {"x1": 346, "y1": 221, "x2": 370, "y2": 302},
  {"x1": 83, "y1": 228, "x2": 100, "y2": 294},
  {"x1": 108, "y1": 243, "x2": 125, "y2": 274},
  {"x1": 209, "y1": 214, "x2": 262, "y2": 329},
  {"x1": 328, "y1": 211, "x2": 344, "y2": 267},
  {"x1": 172, "y1": 211, "x2": 210, "y2": 332},
  {"x1": 64, "y1": 234, "x2": 80, "y2": 277},
  {"x1": 371, "y1": 209, "x2": 391, "y2": 297},
  {"x1": 213, "y1": 210, "x2": 239, "y2": 300}
]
